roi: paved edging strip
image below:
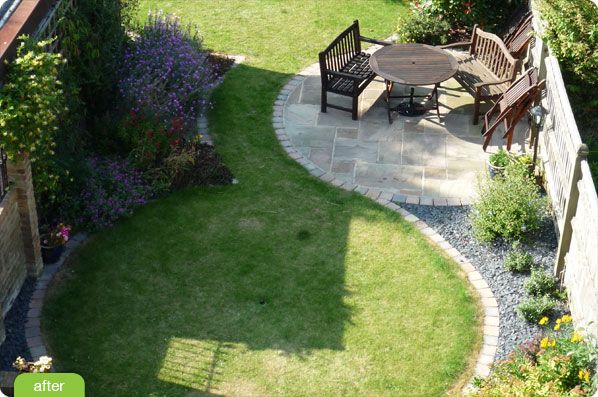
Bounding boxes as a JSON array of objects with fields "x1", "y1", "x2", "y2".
[
  {"x1": 25, "y1": 233, "x2": 88, "y2": 362},
  {"x1": 273, "y1": 62, "x2": 500, "y2": 392}
]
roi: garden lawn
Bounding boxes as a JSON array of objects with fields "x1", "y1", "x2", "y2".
[{"x1": 43, "y1": 1, "x2": 482, "y2": 396}]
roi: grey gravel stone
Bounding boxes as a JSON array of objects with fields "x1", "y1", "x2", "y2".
[{"x1": 403, "y1": 204, "x2": 558, "y2": 360}]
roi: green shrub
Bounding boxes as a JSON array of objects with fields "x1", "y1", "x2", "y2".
[
  {"x1": 57, "y1": 0, "x2": 139, "y2": 119},
  {"x1": 504, "y1": 242, "x2": 535, "y2": 272},
  {"x1": 471, "y1": 163, "x2": 548, "y2": 241},
  {"x1": 0, "y1": 36, "x2": 68, "y2": 214},
  {"x1": 488, "y1": 149, "x2": 510, "y2": 168},
  {"x1": 538, "y1": 0, "x2": 598, "y2": 85},
  {"x1": 472, "y1": 315, "x2": 597, "y2": 396},
  {"x1": 517, "y1": 295, "x2": 558, "y2": 322},
  {"x1": 396, "y1": 9, "x2": 450, "y2": 45},
  {"x1": 524, "y1": 268, "x2": 559, "y2": 297},
  {"x1": 418, "y1": 0, "x2": 524, "y2": 32}
]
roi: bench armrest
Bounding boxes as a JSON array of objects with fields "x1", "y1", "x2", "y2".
[
  {"x1": 440, "y1": 41, "x2": 472, "y2": 49},
  {"x1": 359, "y1": 36, "x2": 393, "y2": 46}
]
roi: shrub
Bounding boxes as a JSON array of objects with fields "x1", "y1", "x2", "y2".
[
  {"x1": 524, "y1": 268, "x2": 559, "y2": 297},
  {"x1": 421, "y1": 0, "x2": 524, "y2": 32},
  {"x1": 119, "y1": 12, "x2": 219, "y2": 135},
  {"x1": 538, "y1": 0, "x2": 598, "y2": 85},
  {"x1": 0, "y1": 36, "x2": 68, "y2": 214},
  {"x1": 471, "y1": 162, "x2": 547, "y2": 241},
  {"x1": 504, "y1": 241, "x2": 535, "y2": 272},
  {"x1": 517, "y1": 295, "x2": 558, "y2": 322},
  {"x1": 396, "y1": 8, "x2": 450, "y2": 45},
  {"x1": 76, "y1": 157, "x2": 152, "y2": 230},
  {"x1": 488, "y1": 149, "x2": 510, "y2": 168},
  {"x1": 146, "y1": 138, "x2": 234, "y2": 192},
  {"x1": 57, "y1": 0, "x2": 139, "y2": 117},
  {"x1": 472, "y1": 315, "x2": 597, "y2": 396}
]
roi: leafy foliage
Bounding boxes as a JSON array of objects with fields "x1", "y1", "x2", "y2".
[
  {"x1": 524, "y1": 268, "x2": 559, "y2": 297},
  {"x1": 538, "y1": 0, "x2": 598, "y2": 85},
  {"x1": 504, "y1": 241, "x2": 535, "y2": 272},
  {"x1": 410, "y1": 0, "x2": 524, "y2": 32},
  {"x1": 517, "y1": 295, "x2": 558, "y2": 322},
  {"x1": 396, "y1": 7, "x2": 450, "y2": 45},
  {"x1": 0, "y1": 37, "x2": 68, "y2": 212},
  {"x1": 472, "y1": 316, "x2": 597, "y2": 396},
  {"x1": 56, "y1": 0, "x2": 139, "y2": 117},
  {"x1": 488, "y1": 149, "x2": 510, "y2": 168},
  {"x1": 471, "y1": 163, "x2": 548, "y2": 241}
]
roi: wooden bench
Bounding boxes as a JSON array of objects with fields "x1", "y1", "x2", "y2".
[
  {"x1": 442, "y1": 25, "x2": 518, "y2": 124},
  {"x1": 319, "y1": 20, "x2": 391, "y2": 120}
]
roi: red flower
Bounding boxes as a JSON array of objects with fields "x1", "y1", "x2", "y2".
[
  {"x1": 146, "y1": 130, "x2": 154, "y2": 139},
  {"x1": 170, "y1": 139, "x2": 180, "y2": 148}
]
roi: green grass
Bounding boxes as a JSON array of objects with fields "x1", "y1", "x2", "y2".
[{"x1": 43, "y1": 1, "x2": 482, "y2": 396}]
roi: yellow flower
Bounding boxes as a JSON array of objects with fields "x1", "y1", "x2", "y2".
[
  {"x1": 539, "y1": 317, "x2": 549, "y2": 325},
  {"x1": 578, "y1": 369, "x2": 590, "y2": 382},
  {"x1": 554, "y1": 323, "x2": 561, "y2": 331},
  {"x1": 571, "y1": 332, "x2": 584, "y2": 343},
  {"x1": 540, "y1": 337, "x2": 549, "y2": 348},
  {"x1": 560, "y1": 314, "x2": 572, "y2": 324}
]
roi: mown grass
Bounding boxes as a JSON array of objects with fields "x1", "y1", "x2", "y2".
[{"x1": 43, "y1": 1, "x2": 482, "y2": 396}]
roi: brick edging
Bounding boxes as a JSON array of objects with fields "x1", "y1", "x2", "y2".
[
  {"x1": 25, "y1": 233, "x2": 88, "y2": 361},
  {"x1": 273, "y1": 65, "x2": 500, "y2": 392}
]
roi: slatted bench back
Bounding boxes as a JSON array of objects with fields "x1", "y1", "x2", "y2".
[
  {"x1": 503, "y1": 13, "x2": 534, "y2": 58},
  {"x1": 319, "y1": 20, "x2": 361, "y2": 74},
  {"x1": 471, "y1": 26, "x2": 517, "y2": 82}
]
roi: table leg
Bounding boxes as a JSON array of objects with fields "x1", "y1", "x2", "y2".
[{"x1": 385, "y1": 80, "x2": 394, "y2": 124}]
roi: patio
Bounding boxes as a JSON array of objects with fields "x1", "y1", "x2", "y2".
[{"x1": 283, "y1": 65, "x2": 529, "y2": 202}]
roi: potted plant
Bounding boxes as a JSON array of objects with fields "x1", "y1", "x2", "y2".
[
  {"x1": 487, "y1": 149, "x2": 510, "y2": 178},
  {"x1": 40, "y1": 223, "x2": 71, "y2": 264}
]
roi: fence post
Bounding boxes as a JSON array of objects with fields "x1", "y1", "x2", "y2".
[
  {"x1": 6, "y1": 156, "x2": 43, "y2": 277},
  {"x1": 554, "y1": 144, "x2": 589, "y2": 278}
]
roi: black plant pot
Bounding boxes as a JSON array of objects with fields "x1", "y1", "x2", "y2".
[{"x1": 41, "y1": 244, "x2": 64, "y2": 265}]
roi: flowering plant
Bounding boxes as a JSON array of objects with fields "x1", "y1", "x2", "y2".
[
  {"x1": 41, "y1": 223, "x2": 71, "y2": 247},
  {"x1": 119, "y1": 11, "x2": 219, "y2": 135},
  {"x1": 13, "y1": 356, "x2": 53, "y2": 373},
  {"x1": 76, "y1": 156, "x2": 152, "y2": 230},
  {"x1": 471, "y1": 315, "x2": 597, "y2": 396}
]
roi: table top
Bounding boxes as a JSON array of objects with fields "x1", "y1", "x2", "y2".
[{"x1": 369, "y1": 43, "x2": 458, "y2": 86}]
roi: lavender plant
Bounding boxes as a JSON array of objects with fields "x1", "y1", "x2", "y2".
[
  {"x1": 77, "y1": 157, "x2": 152, "y2": 230},
  {"x1": 119, "y1": 12, "x2": 220, "y2": 134}
]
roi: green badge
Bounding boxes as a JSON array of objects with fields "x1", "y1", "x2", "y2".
[{"x1": 14, "y1": 373, "x2": 84, "y2": 396}]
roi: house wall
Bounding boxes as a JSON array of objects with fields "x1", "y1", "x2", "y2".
[{"x1": 0, "y1": 158, "x2": 42, "y2": 345}]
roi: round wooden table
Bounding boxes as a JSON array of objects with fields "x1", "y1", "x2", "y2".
[{"x1": 369, "y1": 43, "x2": 458, "y2": 123}]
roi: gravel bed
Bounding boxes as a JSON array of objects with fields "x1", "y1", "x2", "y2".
[
  {"x1": 0, "y1": 277, "x2": 35, "y2": 371},
  {"x1": 402, "y1": 203, "x2": 559, "y2": 360}
]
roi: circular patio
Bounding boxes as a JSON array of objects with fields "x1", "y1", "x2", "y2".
[{"x1": 279, "y1": 63, "x2": 529, "y2": 205}]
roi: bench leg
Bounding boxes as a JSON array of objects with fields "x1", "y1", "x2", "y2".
[
  {"x1": 352, "y1": 96, "x2": 359, "y2": 120},
  {"x1": 321, "y1": 89, "x2": 327, "y2": 113},
  {"x1": 473, "y1": 97, "x2": 481, "y2": 125}
]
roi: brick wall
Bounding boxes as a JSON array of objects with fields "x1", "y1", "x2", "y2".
[
  {"x1": 0, "y1": 190, "x2": 27, "y2": 343},
  {"x1": 0, "y1": 157, "x2": 42, "y2": 345}
]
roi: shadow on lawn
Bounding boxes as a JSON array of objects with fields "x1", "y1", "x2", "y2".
[{"x1": 43, "y1": 63, "x2": 358, "y2": 396}]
